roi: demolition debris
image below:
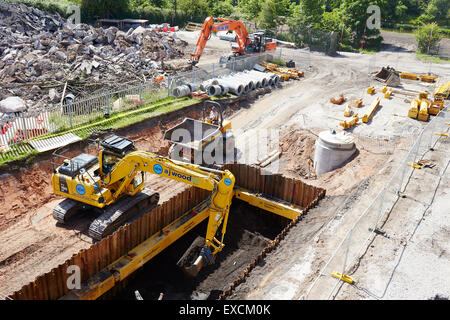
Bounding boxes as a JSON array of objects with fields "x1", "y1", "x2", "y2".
[{"x1": 0, "y1": 2, "x2": 188, "y2": 112}]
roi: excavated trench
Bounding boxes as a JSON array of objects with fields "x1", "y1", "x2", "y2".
[{"x1": 112, "y1": 200, "x2": 288, "y2": 300}]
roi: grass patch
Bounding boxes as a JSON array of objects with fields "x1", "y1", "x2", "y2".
[
  {"x1": 270, "y1": 58, "x2": 286, "y2": 66},
  {"x1": 382, "y1": 27, "x2": 450, "y2": 39},
  {"x1": 415, "y1": 53, "x2": 450, "y2": 64},
  {"x1": 359, "y1": 48, "x2": 377, "y2": 54},
  {"x1": 4, "y1": 0, "x2": 76, "y2": 17},
  {"x1": 0, "y1": 94, "x2": 229, "y2": 168}
]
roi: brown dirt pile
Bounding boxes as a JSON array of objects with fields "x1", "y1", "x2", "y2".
[
  {"x1": 0, "y1": 162, "x2": 57, "y2": 232},
  {"x1": 278, "y1": 127, "x2": 391, "y2": 196}
]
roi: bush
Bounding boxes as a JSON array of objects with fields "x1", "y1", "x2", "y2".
[
  {"x1": 130, "y1": 4, "x2": 190, "y2": 26},
  {"x1": 414, "y1": 23, "x2": 443, "y2": 54},
  {"x1": 4, "y1": 0, "x2": 76, "y2": 17}
]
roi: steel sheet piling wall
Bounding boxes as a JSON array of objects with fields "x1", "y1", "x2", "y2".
[{"x1": 9, "y1": 164, "x2": 325, "y2": 300}]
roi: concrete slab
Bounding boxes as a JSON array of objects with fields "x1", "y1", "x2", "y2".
[{"x1": 29, "y1": 133, "x2": 82, "y2": 153}]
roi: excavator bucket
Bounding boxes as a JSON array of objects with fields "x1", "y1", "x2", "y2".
[
  {"x1": 374, "y1": 67, "x2": 400, "y2": 87},
  {"x1": 176, "y1": 236, "x2": 211, "y2": 277}
]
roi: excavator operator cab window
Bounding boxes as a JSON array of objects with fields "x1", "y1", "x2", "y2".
[{"x1": 102, "y1": 151, "x2": 121, "y2": 175}]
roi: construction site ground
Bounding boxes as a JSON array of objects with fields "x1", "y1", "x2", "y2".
[{"x1": 1, "y1": 31, "x2": 449, "y2": 300}]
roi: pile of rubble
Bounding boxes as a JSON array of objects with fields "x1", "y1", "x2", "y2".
[{"x1": 0, "y1": 2, "x2": 188, "y2": 112}]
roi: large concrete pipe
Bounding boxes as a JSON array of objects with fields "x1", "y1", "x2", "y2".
[
  {"x1": 216, "y1": 78, "x2": 244, "y2": 96},
  {"x1": 240, "y1": 71, "x2": 271, "y2": 87},
  {"x1": 219, "y1": 84, "x2": 229, "y2": 95},
  {"x1": 200, "y1": 79, "x2": 219, "y2": 91},
  {"x1": 173, "y1": 85, "x2": 191, "y2": 98},
  {"x1": 224, "y1": 72, "x2": 265, "y2": 89},
  {"x1": 224, "y1": 73, "x2": 257, "y2": 91},
  {"x1": 207, "y1": 85, "x2": 223, "y2": 96},
  {"x1": 187, "y1": 83, "x2": 200, "y2": 92},
  {"x1": 271, "y1": 74, "x2": 281, "y2": 86},
  {"x1": 246, "y1": 70, "x2": 274, "y2": 84},
  {"x1": 222, "y1": 74, "x2": 255, "y2": 92}
]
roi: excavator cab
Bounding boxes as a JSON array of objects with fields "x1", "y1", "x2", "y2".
[
  {"x1": 52, "y1": 135, "x2": 159, "y2": 240},
  {"x1": 98, "y1": 136, "x2": 135, "y2": 175},
  {"x1": 247, "y1": 32, "x2": 266, "y2": 54}
]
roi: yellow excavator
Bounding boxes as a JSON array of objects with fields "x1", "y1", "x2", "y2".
[
  {"x1": 51, "y1": 135, "x2": 235, "y2": 276},
  {"x1": 51, "y1": 133, "x2": 305, "y2": 279}
]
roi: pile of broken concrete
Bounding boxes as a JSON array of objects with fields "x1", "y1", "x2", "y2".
[{"x1": 0, "y1": 2, "x2": 188, "y2": 113}]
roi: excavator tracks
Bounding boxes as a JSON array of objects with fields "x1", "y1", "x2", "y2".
[
  {"x1": 53, "y1": 189, "x2": 160, "y2": 241},
  {"x1": 88, "y1": 189, "x2": 160, "y2": 241},
  {"x1": 53, "y1": 198, "x2": 88, "y2": 223}
]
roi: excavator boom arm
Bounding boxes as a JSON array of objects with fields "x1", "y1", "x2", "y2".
[
  {"x1": 105, "y1": 150, "x2": 235, "y2": 260},
  {"x1": 190, "y1": 16, "x2": 249, "y2": 65}
]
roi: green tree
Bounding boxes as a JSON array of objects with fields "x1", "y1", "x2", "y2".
[
  {"x1": 178, "y1": 0, "x2": 208, "y2": 20},
  {"x1": 341, "y1": 0, "x2": 383, "y2": 50},
  {"x1": 210, "y1": 0, "x2": 234, "y2": 17},
  {"x1": 424, "y1": 0, "x2": 450, "y2": 21},
  {"x1": 414, "y1": 22, "x2": 443, "y2": 54},
  {"x1": 321, "y1": 8, "x2": 343, "y2": 32},
  {"x1": 288, "y1": 0, "x2": 324, "y2": 29},
  {"x1": 324, "y1": 0, "x2": 342, "y2": 12},
  {"x1": 238, "y1": 0, "x2": 262, "y2": 20},
  {"x1": 258, "y1": 0, "x2": 292, "y2": 30},
  {"x1": 80, "y1": 0, "x2": 130, "y2": 20}
]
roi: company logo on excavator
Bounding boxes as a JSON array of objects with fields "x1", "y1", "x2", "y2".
[
  {"x1": 171, "y1": 171, "x2": 192, "y2": 183},
  {"x1": 153, "y1": 164, "x2": 163, "y2": 174},
  {"x1": 217, "y1": 25, "x2": 229, "y2": 31}
]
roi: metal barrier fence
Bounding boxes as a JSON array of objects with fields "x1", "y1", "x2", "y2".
[
  {"x1": 304, "y1": 102, "x2": 449, "y2": 300},
  {"x1": 1, "y1": 52, "x2": 284, "y2": 151},
  {"x1": 280, "y1": 48, "x2": 312, "y2": 69},
  {"x1": 166, "y1": 52, "x2": 274, "y2": 96},
  {"x1": 0, "y1": 80, "x2": 166, "y2": 150}
]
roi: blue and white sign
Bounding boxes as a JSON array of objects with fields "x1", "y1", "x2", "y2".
[
  {"x1": 224, "y1": 178, "x2": 232, "y2": 186},
  {"x1": 153, "y1": 164, "x2": 163, "y2": 174},
  {"x1": 76, "y1": 184, "x2": 86, "y2": 195}
]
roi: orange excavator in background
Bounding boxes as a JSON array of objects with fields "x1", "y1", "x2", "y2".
[{"x1": 189, "y1": 16, "x2": 277, "y2": 66}]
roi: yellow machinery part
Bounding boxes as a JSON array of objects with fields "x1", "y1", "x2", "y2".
[
  {"x1": 260, "y1": 61, "x2": 303, "y2": 79},
  {"x1": 408, "y1": 99, "x2": 420, "y2": 119},
  {"x1": 362, "y1": 97, "x2": 381, "y2": 123},
  {"x1": 434, "y1": 81, "x2": 450, "y2": 99},
  {"x1": 418, "y1": 99, "x2": 430, "y2": 121},
  {"x1": 340, "y1": 116, "x2": 359, "y2": 129},
  {"x1": 429, "y1": 100, "x2": 444, "y2": 115},
  {"x1": 418, "y1": 91, "x2": 429, "y2": 99},
  {"x1": 233, "y1": 187, "x2": 303, "y2": 220},
  {"x1": 407, "y1": 162, "x2": 422, "y2": 169},
  {"x1": 420, "y1": 74, "x2": 437, "y2": 83},
  {"x1": 331, "y1": 271, "x2": 355, "y2": 284},
  {"x1": 352, "y1": 98, "x2": 363, "y2": 108},
  {"x1": 400, "y1": 72, "x2": 419, "y2": 80},
  {"x1": 59, "y1": 187, "x2": 305, "y2": 300},
  {"x1": 60, "y1": 198, "x2": 212, "y2": 300},
  {"x1": 367, "y1": 86, "x2": 375, "y2": 95},
  {"x1": 384, "y1": 89, "x2": 392, "y2": 99},
  {"x1": 265, "y1": 70, "x2": 290, "y2": 81},
  {"x1": 344, "y1": 104, "x2": 352, "y2": 117}
]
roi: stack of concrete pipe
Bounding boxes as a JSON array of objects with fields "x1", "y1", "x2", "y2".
[{"x1": 172, "y1": 70, "x2": 282, "y2": 98}]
